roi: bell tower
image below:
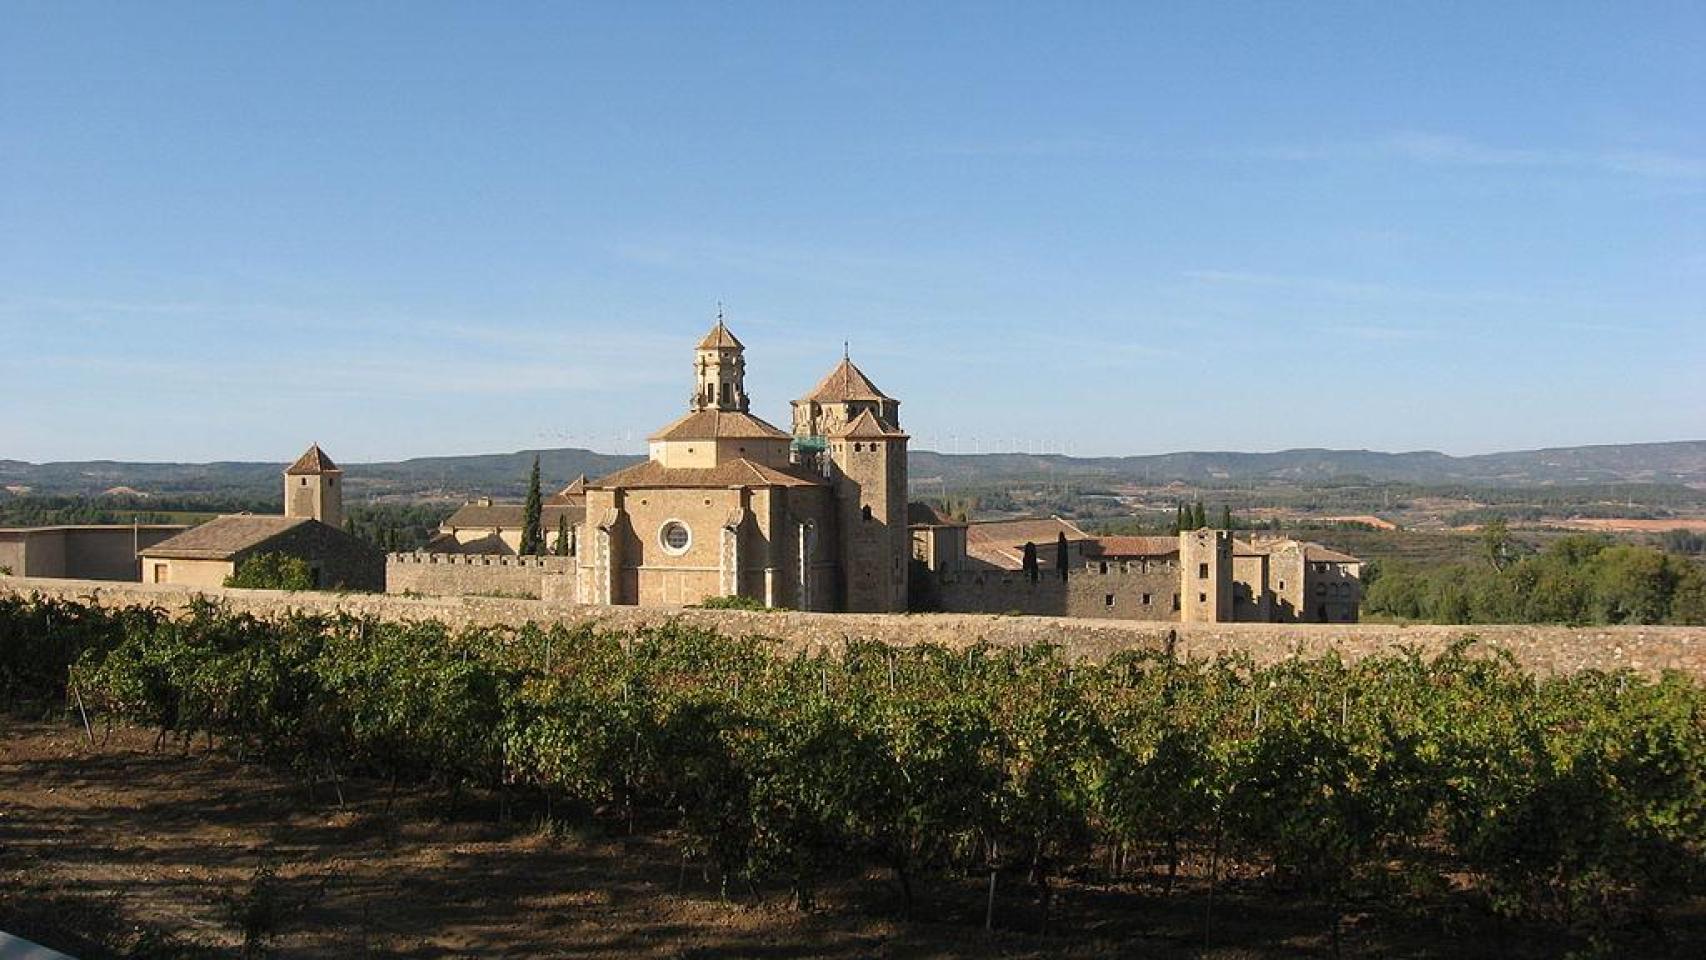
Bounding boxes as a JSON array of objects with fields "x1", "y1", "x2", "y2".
[
  {"x1": 803, "y1": 351, "x2": 909, "y2": 613},
  {"x1": 284, "y1": 444, "x2": 343, "y2": 529},
  {"x1": 692, "y1": 311, "x2": 749, "y2": 413}
]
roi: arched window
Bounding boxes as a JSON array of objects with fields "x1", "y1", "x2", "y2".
[{"x1": 862, "y1": 505, "x2": 873, "y2": 521}]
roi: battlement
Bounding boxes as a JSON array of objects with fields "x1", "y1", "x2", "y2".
[
  {"x1": 927, "y1": 563, "x2": 1181, "y2": 620},
  {"x1": 385, "y1": 552, "x2": 576, "y2": 601},
  {"x1": 386, "y1": 552, "x2": 573, "y2": 572}
]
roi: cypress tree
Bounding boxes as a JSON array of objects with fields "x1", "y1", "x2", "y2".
[
  {"x1": 521, "y1": 455, "x2": 543, "y2": 555},
  {"x1": 1022, "y1": 541, "x2": 1039, "y2": 583},
  {"x1": 1192, "y1": 501, "x2": 1207, "y2": 530},
  {"x1": 554, "y1": 514, "x2": 571, "y2": 557},
  {"x1": 1220, "y1": 505, "x2": 1233, "y2": 530},
  {"x1": 1056, "y1": 531, "x2": 1070, "y2": 581}
]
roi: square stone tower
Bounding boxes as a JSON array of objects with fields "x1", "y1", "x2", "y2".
[
  {"x1": 795, "y1": 354, "x2": 909, "y2": 613},
  {"x1": 1179, "y1": 528, "x2": 1234, "y2": 623},
  {"x1": 284, "y1": 444, "x2": 343, "y2": 529}
]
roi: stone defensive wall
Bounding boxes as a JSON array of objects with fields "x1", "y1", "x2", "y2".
[
  {"x1": 384, "y1": 552, "x2": 575, "y2": 601},
  {"x1": 931, "y1": 566, "x2": 1182, "y2": 620},
  {"x1": 2, "y1": 575, "x2": 1700, "y2": 678}
]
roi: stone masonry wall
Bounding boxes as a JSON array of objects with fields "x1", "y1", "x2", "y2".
[
  {"x1": 385, "y1": 553, "x2": 575, "y2": 601},
  {"x1": 3, "y1": 574, "x2": 1700, "y2": 678},
  {"x1": 935, "y1": 566, "x2": 1182, "y2": 621}
]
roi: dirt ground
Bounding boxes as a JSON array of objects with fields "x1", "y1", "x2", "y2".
[
  {"x1": 1557, "y1": 517, "x2": 1706, "y2": 533},
  {"x1": 0, "y1": 719, "x2": 1691, "y2": 959}
]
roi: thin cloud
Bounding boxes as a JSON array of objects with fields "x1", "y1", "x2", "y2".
[
  {"x1": 1258, "y1": 131, "x2": 1705, "y2": 182},
  {"x1": 1181, "y1": 268, "x2": 1549, "y2": 309}
]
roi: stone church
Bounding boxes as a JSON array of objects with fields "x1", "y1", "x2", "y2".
[{"x1": 576, "y1": 319, "x2": 910, "y2": 612}]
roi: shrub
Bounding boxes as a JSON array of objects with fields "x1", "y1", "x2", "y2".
[{"x1": 224, "y1": 553, "x2": 315, "y2": 591}]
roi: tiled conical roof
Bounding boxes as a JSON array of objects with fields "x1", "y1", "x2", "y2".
[{"x1": 285, "y1": 444, "x2": 340, "y2": 475}]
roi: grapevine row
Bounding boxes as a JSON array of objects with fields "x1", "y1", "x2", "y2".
[{"x1": 1, "y1": 594, "x2": 1700, "y2": 942}]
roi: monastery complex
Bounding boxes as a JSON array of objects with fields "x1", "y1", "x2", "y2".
[
  {"x1": 410, "y1": 319, "x2": 1363, "y2": 623},
  {"x1": 5, "y1": 319, "x2": 1362, "y2": 623}
]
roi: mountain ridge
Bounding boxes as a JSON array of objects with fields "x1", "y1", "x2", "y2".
[{"x1": 3, "y1": 440, "x2": 1703, "y2": 499}]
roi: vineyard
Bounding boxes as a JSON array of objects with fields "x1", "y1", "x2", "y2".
[{"x1": 2, "y1": 594, "x2": 1703, "y2": 955}]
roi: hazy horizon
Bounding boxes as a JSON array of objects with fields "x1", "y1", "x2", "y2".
[
  {"x1": 4, "y1": 3, "x2": 1702, "y2": 462},
  {"x1": 7, "y1": 437, "x2": 1705, "y2": 470}
]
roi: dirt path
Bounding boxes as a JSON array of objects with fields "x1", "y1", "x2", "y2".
[{"x1": 0, "y1": 720, "x2": 1677, "y2": 958}]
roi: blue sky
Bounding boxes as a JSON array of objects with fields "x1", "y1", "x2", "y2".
[{"x1": 3, "y1": 1, "x2": 1702, "y2": 463}]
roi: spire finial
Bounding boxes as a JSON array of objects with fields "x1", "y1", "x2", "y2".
[
  {"x1": 843, "y1": 339, "x2": 849, "y2": 361},
  {"x1": 716, "y1": 301, "x2": 725, "y2": 325}
]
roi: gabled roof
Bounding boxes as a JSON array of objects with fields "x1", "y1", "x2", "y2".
[
  {"x1": 590, "y1": 457, "x2": 827, "y2": 490},
  {"x1": 140, "y1": 515, "x2": 312, "y2": 560},
  {"x1": 546, "y1": 475, "x2": 588, "y2": 505},
  {"x1": 1233, "y1": 536, "x2": 1361, "y2": 565},
  {"x1": 1091, "y1": 536, "x2": 1180, "y2": 559},
  {"x1": 963, "y1": 515, "x2": 1092, "y2": 570},
  {"x1": 424, "y1": 531, "x2": 515, "y2": 556},
  {"x1": 648, "y1": 409, "x2": 790, "y2": 441},
  {"x1": 1304, "y1": 544, "x2": 1361, "y2": 564},
  {"x1": 443, "y1": 502, "x2": 585, "y2": 530},
  {"x1": 285, "y1": 444, "x2": 340, "y2": 475},
  {"x1": 829, "y1": 408, "x2": 907, "y2": 440},
  {"x1": 800, "y1": 357, "x2": 892, "y2": 403},
  {"x1": 697, "y1": 319, "x2": 744, "y2": 351},
  {"x1": 907, "y1": 502, "x2": 963, "y2": 526}
]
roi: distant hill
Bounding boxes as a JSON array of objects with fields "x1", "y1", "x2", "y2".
[
  {"x1": 2, "y1": 440, "x2": 1702, "y2": 501},
  {"x1": 0, "y1": 449, "x2": 643, "y2": 500},
  {"x1": 908, "y1": 441, "x2": 1706, "y2": 488}
]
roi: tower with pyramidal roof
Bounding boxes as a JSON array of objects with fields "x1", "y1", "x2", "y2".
[
  {"x1": 792, "y1": 352, "x2": 910, "y2": 612},
  {"x1": 284, "y1": 443, "x2": 343, "y2": 529}
]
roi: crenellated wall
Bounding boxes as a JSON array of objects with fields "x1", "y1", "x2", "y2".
[
  {"x1": 934, "y1": 565, "x2": 1182, "y2": 620},
  {"x1": 385, "y1": 552, "x2": 575, "y2": 601}
]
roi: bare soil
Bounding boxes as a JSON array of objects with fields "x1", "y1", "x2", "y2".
[
  {"x1": 1558, "y1": 517, "x2": 1706, "y2": 533},
  {"x1": 0, "y1": 719, "x2": 1690, "y2": 959}
]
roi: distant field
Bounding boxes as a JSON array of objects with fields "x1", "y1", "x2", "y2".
[{"x1": 1558, "y1": 516, "x2": 1706, "y2": 533}]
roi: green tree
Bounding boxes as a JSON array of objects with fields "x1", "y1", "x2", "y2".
[
  {"x1": 1022, "y1": 541, "x2": 1039, "y2": 583},
  {"x1": 1219, "y1": 505, "x2": 1232, "y2": 530},
  {"x1": 1482, "y1": 517, "x2": 1513, "y2": 571},
  {"x1": 224, "y1": 553, "x2": 316, "y2": 591},
  {"x1": 554, "y1": 514, "x2": 571, "y2": 557},
  {"x1": 1191, "y1": 501, "x2": 1207, "y2": 531},
  {"x1": 1056, "y1": 532, "x2": 1070, "y2": 581},
  {"x1": 1591, "y1": 545, "x2": 1677, "y2": 624},
  {"x1": 520, "y1": 455, "x2": 544, "y2": 556}
]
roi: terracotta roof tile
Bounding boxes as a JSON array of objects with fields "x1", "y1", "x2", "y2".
[
  {"x1": 1090, "y1": 536, "x2": 1179, "y2": 558},
  {"x1": 696, "y1": 320, "x2": 744, "y2": 351},
  {"x1": 591, "y1": 457, "x2": 827, "y2": 490},
  {"x1": 1304, "y1": 544, "x2": 1361, "y2": 564},
  {"x1": 285, "y1": 444, "x2": 339, "y2": 475},
  {"x1": 907, "y1": 502, "x2": 962, "y2": 526},
  {"x1": 545, "y1": 474, "x2": 589, "y2": 505},
  {"x1": 829, "y1": 408, "x2": 907, "y2": 439},
  {"x1": 648, "y1": 409, "x2": 790, "y2": 442},
  {"x1": 963, "y1": 516, "x2": 1091, "y2": 569},
  {"x1": 800, "y1": 358, "x2": 892, "y2": 403},
  {"x1": 140, "y1": 515, "x2": 311, "y2": 560},
  {"x1": 444, "y1": 502, "x2": 585, "y2": 530}
]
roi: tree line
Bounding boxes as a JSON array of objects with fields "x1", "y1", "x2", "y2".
[
  {"x1": 1, "y1": 594, "x2": 1699, "y2": 950},
  {"x1": 1365, "y1": 528, "x2": 1706, "y2": 625}
]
